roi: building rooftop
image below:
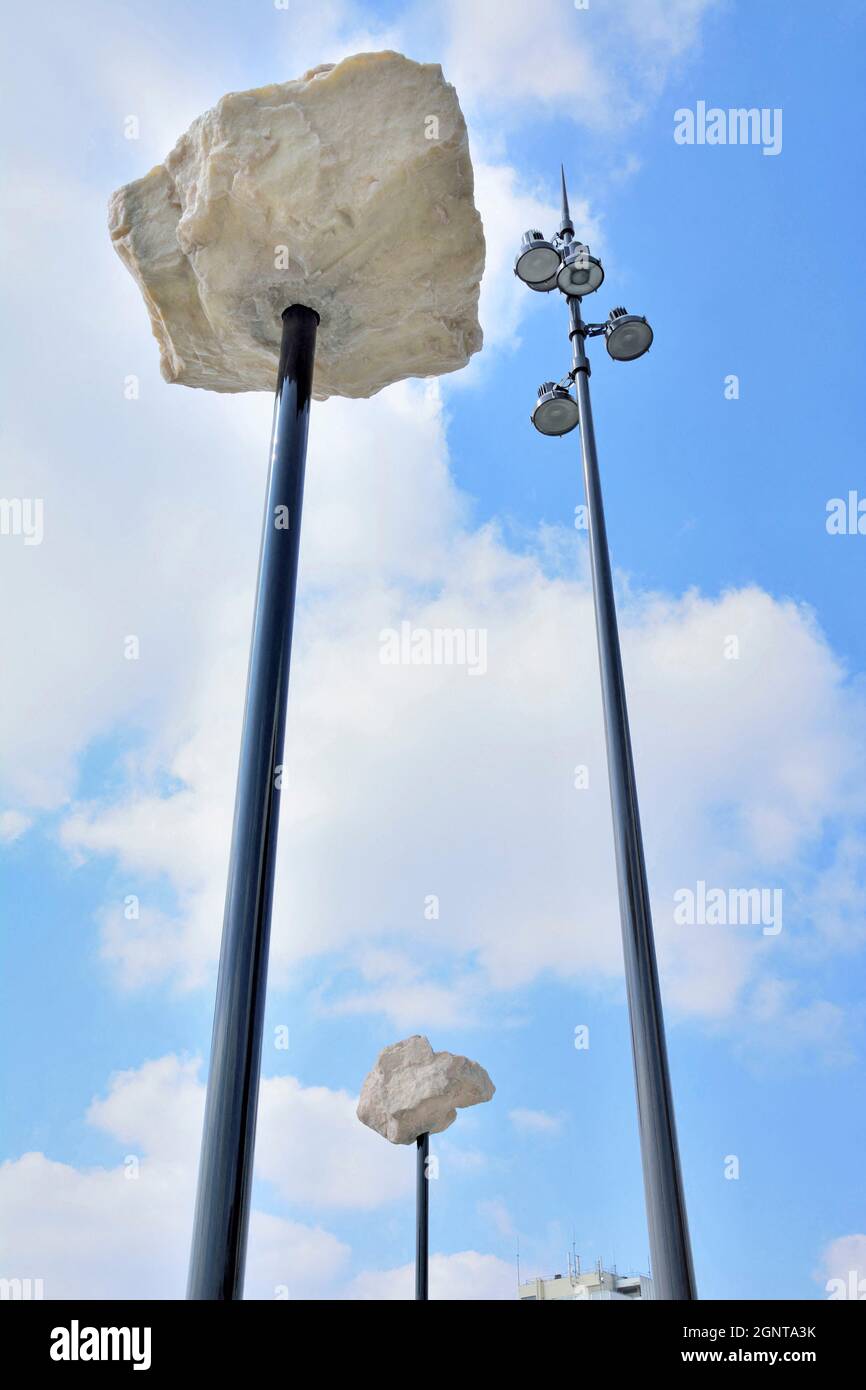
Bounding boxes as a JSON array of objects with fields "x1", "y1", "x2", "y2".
[{"x1": 518, "y1": 1267, "x2": 653, "y2": 1301}]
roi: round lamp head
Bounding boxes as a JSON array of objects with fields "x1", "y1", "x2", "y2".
[
  {"x1": 531, "y1": 382, "x2": 580, "y2": 437},
  {"x1": 605, "y1": 308, "x2": 653, "y2": 361},
  {"x1": 514, "y1": 230, "x2": 562, "y2": 287},
  {"x1": 526, "y1": 269, "x2": 560, "y2": 294},
  {"x1": 556, "y1": 243, "x2": 604, "y2": 297}
]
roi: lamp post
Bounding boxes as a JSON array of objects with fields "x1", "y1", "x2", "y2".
[
  {"x1": 187, "y1": 305, "x2": 319, "y2": 1300},
  {"x1": 515, "y1": 169, "x2": 697, "y2": 1302}
]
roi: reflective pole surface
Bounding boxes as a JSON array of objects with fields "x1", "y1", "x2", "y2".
[
  {"x1": 187, "y1": 305, "x2": 319, "y2": 1300},
  {"x1": 569, "y1": 297, "x2": 697, "y2": 1301},
  {"x1": 415, "y1": 1133, "x2": 429, "y2": 1301}
]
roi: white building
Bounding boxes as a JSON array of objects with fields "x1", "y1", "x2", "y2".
[{"x1": 518, "y1": 1267, "x2": 654, "y2": 1301}]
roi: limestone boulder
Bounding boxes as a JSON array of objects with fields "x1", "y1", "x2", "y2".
[
  {"x1": 108, "y1": 51, "x2": 485, "y2": 399},
  {"x1": 357, "y1": 1035, "x2": 494, "y2": 1145}
]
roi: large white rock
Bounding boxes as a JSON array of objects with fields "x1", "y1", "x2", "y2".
[
  {"x1": 108, "y1": 51, "x2": 485, "y2": 399},
  {"x1": 357, "y1": 1035, "x2": 494, "y2": 1145}
]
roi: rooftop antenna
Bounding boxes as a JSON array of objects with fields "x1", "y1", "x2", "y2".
[
  {"x1": 516, "y1": 1235, "x2": 521, "y2": 1287},
  {"x1": 559, "y1": 164, "x2": 575, "y2": 241}
]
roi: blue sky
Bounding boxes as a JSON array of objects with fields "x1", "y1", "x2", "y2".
[{"x1": 2, "y1": 0, "x2": 865, "y2": 1300}]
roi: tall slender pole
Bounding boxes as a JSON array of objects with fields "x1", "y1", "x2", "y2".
[
  {"x1": 568, "y1": 296, "x2": 697, "y2": 1301},
  {"x1": 415, "y1": 1132, "x2": 430, "y2": 1301},
  {"x1": 187, "y1": 304, "x2": 319, "y2": 1300}
]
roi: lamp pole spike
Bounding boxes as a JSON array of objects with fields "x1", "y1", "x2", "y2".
[{"x1": 560, "y1": 164, "x2": 574, "y2": 239}]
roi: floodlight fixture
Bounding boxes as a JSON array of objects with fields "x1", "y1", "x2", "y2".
[
  {"x1": 514, "y1": 230, "x2": 562, "y2": 287},
  {"x1": 557, "y1": 242, "x2": 605, "y2": 298},
  {"x1": 531, "y1": 381, "x2": 580, "y2": 436},
  {"x1": 605, "y1": 307, "x2": 654, "y2": 361}
]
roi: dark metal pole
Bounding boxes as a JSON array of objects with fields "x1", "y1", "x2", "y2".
[
  {"x1": 415, "y1": 1132, "x2": 429, "y2": 1300},
  {"x1": 568, "y1": 296, "x2": 697, "y2": 1301},
  {"x1": 187, "y1": 304, "x2": 319, "y2": 1300}
]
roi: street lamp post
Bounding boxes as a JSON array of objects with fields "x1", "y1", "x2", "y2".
[{"x1": 515, "y1": 170, "x2": 697, "y2": 1301}]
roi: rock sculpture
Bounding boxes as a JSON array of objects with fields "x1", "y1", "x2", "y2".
[
  {"x1": 108, "y1": 51, "x2": 485, "y2": 398},
  {"x1": 357, "y1": 1034, "x2": 495, "y2": 1145}
]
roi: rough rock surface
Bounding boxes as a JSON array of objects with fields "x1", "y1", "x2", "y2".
[
  {"x1": 357, "y1": 1035, "x2": 494, "y2": 1145},
  {"x1": 108, "y1": 51, "x2": 485, "y2": 399}
]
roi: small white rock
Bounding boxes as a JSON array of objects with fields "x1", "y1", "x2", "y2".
[
  {"x1": 108, "y1": 51, "x2": 485, "y2": 399},
  {"x1": 357, "y1": 1035, "x2": 495, "y2": 1145}
]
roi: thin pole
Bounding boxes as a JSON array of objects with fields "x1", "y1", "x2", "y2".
[
  {"x1": 187, "y1": 304, "x2": 319, "y2": 1300},
  {"x1": 568, "y1": 296, "x2": 697, "y2": 1301},
  {"x1": 415, "y1": 1132, "x2": 429, "y2": 1300}
]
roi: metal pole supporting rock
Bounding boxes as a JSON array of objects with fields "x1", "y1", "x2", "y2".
[
  {"x1": 357, "y1": 1035, "x2": 495, "y2": 1300},
  {"x1": 186, "y1": 304, "x2": 318, "y2": 1300},
  {"x1": 108, "y1": 52, "x2": 485, "y2": 1300},
  {"x1": 416, "y1": 1132, "x2": 430, "y2": 1301}
]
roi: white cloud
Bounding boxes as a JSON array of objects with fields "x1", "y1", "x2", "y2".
[
  {"x1": 442, "y1": 0, "x2": 721, "y2": 130},
  {"x1": 797, "y1": 835, "x2": 866, "y2": 957},
  {"x1": 814, "y1": 1235, "x2": 866, "y2": 1300},
  {"x1": 443, "y1": 0, "x2": 610, "y2": 126},
  {"x1": 240, "y1": 0, "x2": 720, "y2": 144},
  {"x1": 275, "y1": 0, "x2": 406, "y2": 81},
  {"x1": 0, "y1": 811, "x2": 31, "y2": 844},
  {"x1": 730, "y1": 979, "x2": 854, "y2": 1071},
  {"x1": 254, "y1": 1074, "x2": 411, "y2": 1210},
  {"x1": 58, "y1": 464, "x2": 866, "y2": 1047},
  {"x1": 88, "y1": 1054, "x2": 409, "y2": 1213},
  {"x1": 347, "y1": 1250, "x2": 515, "y2": 1300},
  {"x1": 0, "y1": 1056, "x2": 357, "y2": 1299},
  {"x1": 322, "y1": 948, "x2": 484, "y2": 1029},
  {"x1": 508, "y1": 1108, "x2": 563, "y2": 1136}
]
